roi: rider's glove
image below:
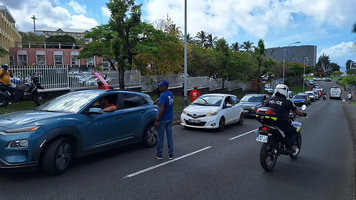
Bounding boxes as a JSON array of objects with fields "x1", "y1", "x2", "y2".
[{"x1": 302, "y1": 112, "x2": 307, "y2": 117}]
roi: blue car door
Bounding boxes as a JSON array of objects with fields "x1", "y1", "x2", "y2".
[
  {"x1": 83, "y1": 94, "x2": 129, "y2": 150},
  {"x1": 119, "y1": 92, "x2": 152, "y2": 138}
]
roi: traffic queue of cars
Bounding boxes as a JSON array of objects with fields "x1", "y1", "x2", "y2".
[{"x1": 0, "y1": 78, "x2": 335, "y2": 175}]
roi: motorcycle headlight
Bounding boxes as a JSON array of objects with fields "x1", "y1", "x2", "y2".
[
  {"x1": 251, "y1": 107, "x2": 255, "y2": 110},
  {"x1": 207, "y1": 111, "x2": 219, "y2": 116},
  {"x1": 2, "y1": 126, "x2": 41, "y2": 135}
]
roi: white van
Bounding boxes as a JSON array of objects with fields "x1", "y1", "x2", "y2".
[{"x1": 330, "y1": 86, "x2": 342, "y2": 99}]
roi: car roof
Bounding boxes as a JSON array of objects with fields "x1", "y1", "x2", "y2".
[
  {"x1": 243, "y1": 94, "x2": 265, "y2": 96},
  {"x1": 201, "y1": 93, "x2": 235, "y2": 97},
  {"x1": 71, "y1": 89, "x2": 149, "y2": 97}
]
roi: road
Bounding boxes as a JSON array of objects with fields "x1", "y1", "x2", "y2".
[{"x1": 0, "y1": 82, "x2": 354, "y2": 200}]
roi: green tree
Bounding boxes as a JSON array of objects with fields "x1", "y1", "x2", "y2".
[
  {"x1": 187, "y1": 46, "x2": 217, "y2": 77},
  {"x1": 196, "y1": 31, "x2": 207, "y2": 48},
  {"x1": 316, "y1": 53, "x2": 331, "y2": 72},
  {"x1": 329, "y1": 62, "x2": 340, "y2": 71},
  {"x1": 230, "y1": 42, "x2": 241, "y2": 52},
  {"x1": 353, "y1": 22, "x2": 356, "y2": 45},
  {"x1": 205, "y1": 34, "x2": 217, "y2": 49},
  {"x1": 346, "y1": 60, "x2": 354, "y2": 71},
  {"x1": 241, "y1": 40, "x2": 254, "y2": 52},
  {"x1": 253, "y1": 39, "x2": 266, "y2": 92},
  {"x1": 215, "y1": 38, "x2": 231, "y2": 90},
  {"x1": 78, "y1": 24, "x2": 116, "y2": 69},
  {"x1": 134, "y1": 24, "x2": 184, "y2": 75},
  {"x1": 107, "y1": 0, "x2": 143, "y2": 89}
]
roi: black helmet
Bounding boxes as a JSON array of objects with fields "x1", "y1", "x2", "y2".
[
  {"x1": 32, "y1": 76, "x2": 39, "y2": 83},
  {"x1": 1, "y1": 63, "x2": 8, "y2": 70}
]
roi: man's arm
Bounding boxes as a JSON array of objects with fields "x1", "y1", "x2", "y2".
[
  {"x1": 9, "y1": 70, "x2": 13, "y2": 78},
  {"x1": 103, "y1": 105, "x2": 117, "y2": 112},
  {"x1": 156, "y1": 103, "x2": 165, "y2": 120}
]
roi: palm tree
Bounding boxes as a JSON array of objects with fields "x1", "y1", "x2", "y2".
[
  {"x1": 230, "y1": 42, "x2": 240, "y2": 52},
  {"x1": 196, "y1": 31, "x2": 207, "y2": 48},
  {"x1": 206, "y1": 34, "x2": 218, "y2": 49},
  {"x1": 353, "y1": 22, "x2": 356, "y2": 33},
  {"x1": 241, "y1": 40, "x2": 254, "y2": 51}
]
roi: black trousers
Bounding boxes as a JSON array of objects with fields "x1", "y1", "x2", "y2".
[{"x1": 278, "y1": 120, "x2": 298, "y2": 147}]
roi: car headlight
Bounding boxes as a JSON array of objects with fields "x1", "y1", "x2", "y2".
[
  {"x1": 2, "y1": 126, "x2": 41, "y2": 134},
  {"x1": 207, "y1": 111, "x2": 219, "y2": 116},
  {"x1": 7, "y1": 139, "x2": 28, "y2": 148}
]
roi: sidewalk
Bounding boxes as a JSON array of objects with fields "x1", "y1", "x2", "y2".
[{"x1": 173, "y1": 111, "x2": 182, "y2": 125}]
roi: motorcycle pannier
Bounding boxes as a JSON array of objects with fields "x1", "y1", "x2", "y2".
[{"x1": 255, "y1": 107, "x2": 278, "y2": 125}]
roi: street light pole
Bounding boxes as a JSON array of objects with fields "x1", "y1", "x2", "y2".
[
  {"x1": 303, "y1": 56, "x2": 308, "y2": 92},
  {"x1": 283, "y1": 41, "x2": 300, "y2": 83},
  {"x1": 183, "y1": 0, "x2": 188, "y2": 108}
]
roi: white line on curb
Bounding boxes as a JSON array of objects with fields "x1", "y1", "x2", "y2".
[
  {"x1": 228, "y1": 129, "x2": 258, "y2": 141},
  {"x1": 123, "y1": 146, "x2": 212, "y2": 178}
]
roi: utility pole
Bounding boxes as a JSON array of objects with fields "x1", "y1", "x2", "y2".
[{"x1": 31, "y1": 15, "x2": 37, "y2": 33}]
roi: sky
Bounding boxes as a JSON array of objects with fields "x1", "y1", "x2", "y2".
[{"x1": 0, "y1": 0, "x2": 355, "y2": 71}]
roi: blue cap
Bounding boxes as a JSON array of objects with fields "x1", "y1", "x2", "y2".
[{"x1": 158, "y1": 80, "x2": 169, "y2": 87}]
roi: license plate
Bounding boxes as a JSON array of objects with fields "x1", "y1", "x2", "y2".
[
  {"x1": 188, "y1": 119, "x2": 201, "y2": 123},
  {"x1": 256, "y1": 134, "x2": 268, "y2": 143},
  {"x1": 244, "y1": 110, "x2": 249, "y2": 113}
]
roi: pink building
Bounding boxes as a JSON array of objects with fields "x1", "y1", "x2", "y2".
[{"x1": 9, "y1": 42, "x2": 106, "y2": 69}]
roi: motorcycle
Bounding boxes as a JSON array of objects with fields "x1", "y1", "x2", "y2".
[
  {"x1": 323, "y1": 93, "x2": 327, "y2": 100},
  {"x1": 255, "y1": 105, "x2": 307, "y2": 171},
  {"x1": 0, "y1": 76, "x2": 44, "y2": 107}
]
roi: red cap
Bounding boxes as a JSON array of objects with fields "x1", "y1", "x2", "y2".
[{"x1": 194, "y1": 86, "x2": 198, "y2": 89}]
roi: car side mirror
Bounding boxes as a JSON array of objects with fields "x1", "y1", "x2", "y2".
[
  {"x1": 85, "y1": 108, "x2": 104, "y2": 115},
  {"x1": 301, "y1": 105, "x2": 306, "y2": 111},
  {"x1": 225, "y1": 103, "x2": 233, "y2": 108}
]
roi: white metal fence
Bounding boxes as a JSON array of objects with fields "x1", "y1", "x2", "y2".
[{"x1": 8, "y1": 66, "x2": 252, "y2": 92}]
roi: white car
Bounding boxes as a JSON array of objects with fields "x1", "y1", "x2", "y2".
[
  {"x1": 330, "y1": 86, "x2": 342, "y2": 100},
  {"x1": 180, "y1": 94, "x2": 245, "y2": 131},
  {"x1": 264, "y1": 85, "x2": 274, "y2": 94},
  {"x1": 305, "y1": 91, "x2": 316, "y2": 102}
]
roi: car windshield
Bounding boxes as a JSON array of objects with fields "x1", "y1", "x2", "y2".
[
  {"x1": 34, "y1": 92, "x2": 100, "y2": 113},
  {"x1": 241, "y1": 95, "x2": 263, "y2": 102},
  {"x1": 192, "y1": 96, "x2": 223, "y2": 106},
  {"x1": 294, "y1": 95, "x2": 305, "y2": 99}
]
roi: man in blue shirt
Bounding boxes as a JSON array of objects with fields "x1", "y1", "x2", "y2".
[{"x1": 155, "y1": 80, "x2": 174, "y2": 160}]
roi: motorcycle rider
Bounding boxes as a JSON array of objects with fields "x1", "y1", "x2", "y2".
[
  {"x1": 264, "y1": 84, "x2": 307, "y2": 154},
  {"x1": 0, "y1": 63, "x2": 15, "y2": 87}
]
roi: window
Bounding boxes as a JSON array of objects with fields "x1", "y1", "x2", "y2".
[
  {"x1": 18, "y1": 55, "x2": 27, "y2": 66},
  {"x1": 122, "y1": 93, "x2": 144, "y2": 109},
  {"x1": 71, "y1": 55, "x2": 79, "y2": 66},
  {"x1": 87, "y1": 57, "x2": 94, "y2": 66},
  {"x1": 102, "y1": 60, "x2": 109, "y2": 70},
  {"x1": 231, "y1": 96, "x2": 239, "y2": 104},
  {"x1": 55, "y1": 55, "x2": 63, "y2": 66},
  {"x1": 9, "y1": 55, "x2": 14, "y2": 66},
  {"x1": 36, "y1": 55, "x2": 45, "y2": 66}
]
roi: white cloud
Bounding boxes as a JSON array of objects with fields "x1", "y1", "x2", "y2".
[
  {"x1": 101, "y1": 7, "x2": 110, "y2": 17},
  {"x1": 143, "y1": 0, "x2": 356, "y2": 40},
  {"x1": 0, "y1": 0, "x2": 98, "y2": 32},
  {"x1": 68, "y1": 0, "x2": 86, "y2": 14},
  {"x1": 319, "y1": 42, "x2": 355, "y2": 57}
]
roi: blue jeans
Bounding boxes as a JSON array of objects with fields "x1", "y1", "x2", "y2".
[{"x1": 157, "y1": 119, "x2": 173, "y2": 156}]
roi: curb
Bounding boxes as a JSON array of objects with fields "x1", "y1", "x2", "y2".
[{"x1": 173, "y1": 120, "x2": 181, "y2": 125}]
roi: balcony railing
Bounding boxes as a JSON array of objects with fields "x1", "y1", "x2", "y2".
[{"x1": 15, "y1": 42, "x2": 85, "y2": 49}]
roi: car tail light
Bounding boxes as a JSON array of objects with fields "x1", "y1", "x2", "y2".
[
  {"x1": 262, "y1": 126, "x2": 268, "y2": 131},
  {"x1": 265, "y1": 109, "x2": 276, "y2": 114},
  {"x1": 256, "y1": 108, "x2": 260, "y2": 113}
]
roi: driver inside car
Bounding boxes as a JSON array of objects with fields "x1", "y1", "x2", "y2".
[{"x1": 96, "y1": 97, "x2": 118, "y2": 112}]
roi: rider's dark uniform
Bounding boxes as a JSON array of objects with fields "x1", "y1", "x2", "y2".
[{"x1": 264, "y1": 93, "x2": 298, "y2": 148}]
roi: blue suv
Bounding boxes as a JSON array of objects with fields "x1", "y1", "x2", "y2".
[{"x1": 0, "y1": 90, "x2": 158, "y2": 175}]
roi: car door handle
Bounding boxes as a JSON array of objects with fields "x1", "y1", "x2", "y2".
[
  {"x1": 114, "y1": 115, "x2": 123, "y2": 119},
  {"x1": 140, "y1": 110, "x2": 147, "y2": 113}
]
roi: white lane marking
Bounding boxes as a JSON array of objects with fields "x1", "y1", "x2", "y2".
[
  {"x1": 228, "y1": 129, "x2": 258, "y2": 141},
  {"x1": 123, "y1": 146, "x2": 212, "y2": 178}
]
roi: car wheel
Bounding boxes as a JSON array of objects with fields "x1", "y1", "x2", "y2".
[
  {"x1": 142, "y1": 122, "x2": 157, "y2": 148},
  {"x1": 237, "y1": 113, "x2": 244, "y2": 125},
  {"x1": 217, "y1": 117, "x2": 225, "y2": 132},
  {"x1": 0, "y1": 94, "x2": 9, "y2": 107},
  {"x1": 42, "y1": 138, "x2": 73, "y2": 176}
]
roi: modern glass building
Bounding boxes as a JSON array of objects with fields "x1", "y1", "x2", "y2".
[{"x1": 265, "y1": 45, "x2": 317, "y2": 67}]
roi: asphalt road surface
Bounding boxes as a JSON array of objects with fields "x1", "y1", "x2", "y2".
[{"x1": 0, "y1": 82, "x2": 354, "y2": 200}]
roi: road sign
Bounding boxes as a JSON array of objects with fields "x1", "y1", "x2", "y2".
[
  {"x1": 350, "y1": 62, "x2": 356, "y2": 70},
  {"x1": 349, "y1": 85, "x2": 354, "y2": 90}
]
